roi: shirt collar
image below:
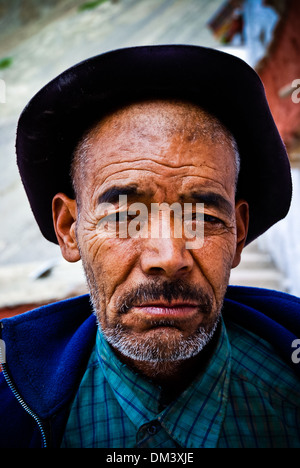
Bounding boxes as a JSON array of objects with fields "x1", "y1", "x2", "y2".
[{"x1": 96, "y1": 319, "x2": 232, "y2": 448}]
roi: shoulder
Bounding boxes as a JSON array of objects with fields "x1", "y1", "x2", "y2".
[
  {"x1": 0, "y1": 294, "x2": 97, "y2": 427},
  {"x1": 225, "y1": 285, "x2": 300, "y2": 312},
  {"x1": 223, "y1": 286, "x2": 300, "y2": 380},
  {"x1": 225, "y1": 319, "x2": 300, "y2": 406}
]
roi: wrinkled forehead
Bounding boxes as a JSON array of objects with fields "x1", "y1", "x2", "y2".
[{"x1": 71, "y1": 99, "x2": 239, "y2": 198}]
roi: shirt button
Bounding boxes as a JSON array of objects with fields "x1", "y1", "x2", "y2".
[{"x1": 147, "y1": 423, "x2": 159, "y2": 435}]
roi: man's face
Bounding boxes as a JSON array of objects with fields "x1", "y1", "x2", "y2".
[{"x1": 54, "y1": 100, "x2": 248, "y2": 366}]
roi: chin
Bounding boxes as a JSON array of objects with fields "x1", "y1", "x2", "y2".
[{"x1": 101, "y1": 317, "x2": 220, "y2": 364}]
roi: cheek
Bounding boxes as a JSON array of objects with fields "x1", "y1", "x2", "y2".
[
  {"x1": 193, "y1": 235, "x2": 236, "y2": 297},
  {"x1": 79, "y1": 223, "x2": 139, "y2": 295}
]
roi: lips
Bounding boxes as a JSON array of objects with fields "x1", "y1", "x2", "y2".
[{"x1": 132, "y1": 301, "x2": 200, "y2": 319}]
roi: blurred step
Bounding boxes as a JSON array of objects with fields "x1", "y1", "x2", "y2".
[
  {"x1": 0, "y1": 260, "x2": 87, "y2": 309},
  {"x1": 230, "y1": 241, "x2": 287, "y2": 292}
]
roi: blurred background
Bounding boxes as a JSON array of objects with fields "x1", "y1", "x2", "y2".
[{"x1": 0, "y1": 0, "x2": 299, "y2": 318}]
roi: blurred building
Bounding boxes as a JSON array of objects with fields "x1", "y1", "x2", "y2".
[
  {"x1": 255, "y1": 0, "x2": 300, "y2": 296},
  {"x1": 209, "y1": 0, "x2": 300, "y2": 295}
]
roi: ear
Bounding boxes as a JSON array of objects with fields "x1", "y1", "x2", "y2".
[
  {"x1": 232, "y1": 199, "x2": 249, "y2": 269},
  {"x1": 52, "y1": 193, "x2": 81, "y2": 263}
]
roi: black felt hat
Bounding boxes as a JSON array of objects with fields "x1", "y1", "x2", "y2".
[{"x1": 16, "y1": 45, "x2": 292, "y2": 245}]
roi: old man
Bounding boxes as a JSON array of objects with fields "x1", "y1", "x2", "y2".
[{"x1": 0, "y1": 46, "x2": 300, "y2": 448}]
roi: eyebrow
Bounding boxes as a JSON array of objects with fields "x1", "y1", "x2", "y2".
[
  {"x1": 98, "y1": 185, "x2": 142, "y2": 205},
  {"x1": 98, "y1": 185, "x2": 234, "y2": 218},
  {"x1": 180, "y1": 191, "x2": 234, "y2": 218}
]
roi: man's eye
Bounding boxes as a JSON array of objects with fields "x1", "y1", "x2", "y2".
[
  {"x1": 115, "y1": 212, "x2": 136, "y2": 222},
  {"x1": 115, "y1": 212, "x2": 123, "y2": 223},
  {"x1": 204, "y1": 214, "x2": 223, "y2": 224},
  {"x1": 188, "y1": 213, "x2": 222, "y2": 224}
]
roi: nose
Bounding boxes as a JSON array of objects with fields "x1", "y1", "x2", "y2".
[{"x1": 140, "y1": 236, "x2": 194, "y2": 279}]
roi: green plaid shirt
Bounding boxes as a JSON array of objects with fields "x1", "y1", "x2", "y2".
[{"x1": 61, "y1": 318, "x2": 300, "y2": 448}]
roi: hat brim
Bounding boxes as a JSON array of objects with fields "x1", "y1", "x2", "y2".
[{"x1": 16, "y1": 45, "x2": 292, "y2": 245}]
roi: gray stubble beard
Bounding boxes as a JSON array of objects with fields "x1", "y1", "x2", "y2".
[{"x1": 82, "y1": 256, "x2": 221, "y2": 367}]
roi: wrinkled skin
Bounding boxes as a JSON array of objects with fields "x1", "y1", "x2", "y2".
[{"x1": 53, "y1": 100, "x2": 249, "y2": 389}]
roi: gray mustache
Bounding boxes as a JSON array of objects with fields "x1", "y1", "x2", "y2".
[{"x1": 116, "y1": 279, "x2": 212, "y2": 315}]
